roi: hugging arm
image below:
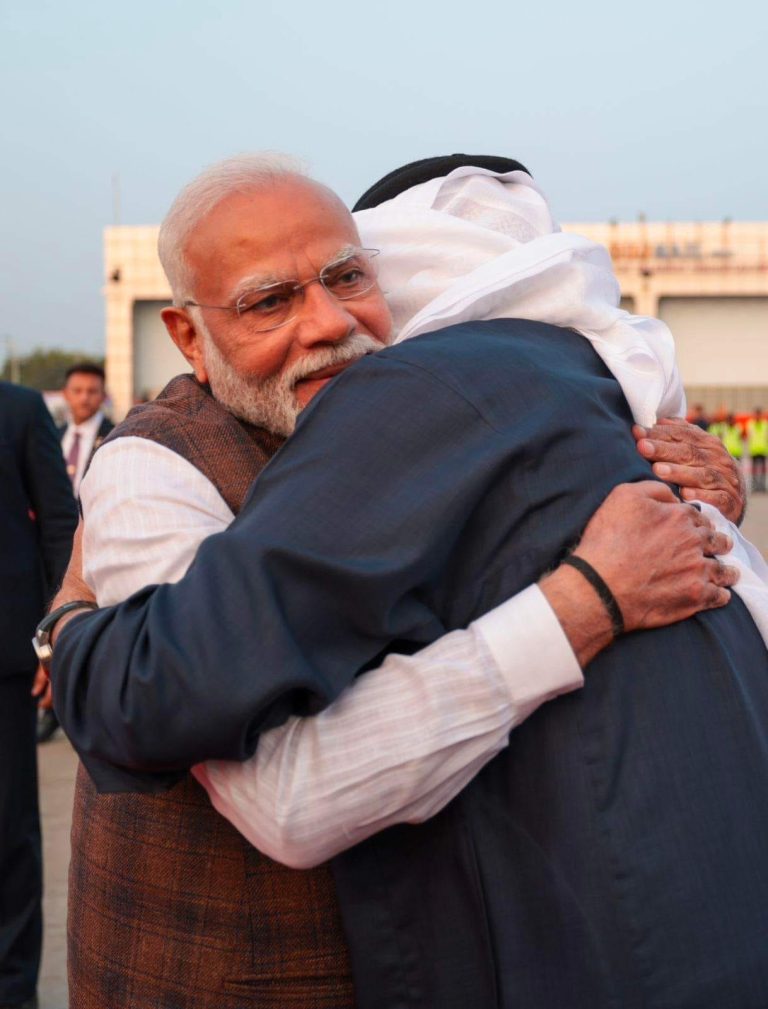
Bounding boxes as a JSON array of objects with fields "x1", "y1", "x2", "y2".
[
  {"x1": 198, "y1": 476, "x2": 736, "y2": 867},
  {"x1": 60, "y1": 434, "x2": 582, "y2": 819},
  {"x1": 51, "y1": 360, "x2": 520, "y2": 788},
  {"x1": 53, "y1": 354, "x2": 736, "y2": 808}
]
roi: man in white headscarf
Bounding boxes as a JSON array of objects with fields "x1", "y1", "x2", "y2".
[
  {"x1": 196, "y1": 154, "x2": 762, "y2": 860},
  {"x1": 358, "y1": 159, "x2": 682, "y2": 426}
]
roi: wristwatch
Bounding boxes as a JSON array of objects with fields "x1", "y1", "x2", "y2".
[{"x1": 33, "y1": 600, "x2": 98, "y2": 669}]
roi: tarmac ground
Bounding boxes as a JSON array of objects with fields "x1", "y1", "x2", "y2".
[
  {"x1": 35, "y1": 491, "x2": 768, "y2": 1009},
  {"x1": 38, "y1": 738, "x2": 77, "y2": 1009}
]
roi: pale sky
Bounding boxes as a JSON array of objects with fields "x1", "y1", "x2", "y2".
[{"x1": 2, "y1": 0, "x2": 767, "y2": 357}]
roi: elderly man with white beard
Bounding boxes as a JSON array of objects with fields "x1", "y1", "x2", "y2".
[{"x1": 49, "y1": 154, "x2": 754, "y2": 1009}]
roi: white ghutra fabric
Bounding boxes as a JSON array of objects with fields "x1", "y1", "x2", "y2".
[{"x1": 356, "y1": 168, "x2": 684, "y2": 428}]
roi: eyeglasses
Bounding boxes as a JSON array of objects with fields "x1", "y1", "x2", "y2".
[{"x1": 183, "y1": 247, "x2": 380, "y2": 334}]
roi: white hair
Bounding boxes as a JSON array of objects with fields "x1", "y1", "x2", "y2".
[{"x1": 158, "y1": 152, "x2": 310, "y2": 303}]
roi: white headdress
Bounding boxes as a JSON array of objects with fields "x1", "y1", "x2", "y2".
[{"x1": 355, "y1": 167, "x2": 684, "y2": 426}]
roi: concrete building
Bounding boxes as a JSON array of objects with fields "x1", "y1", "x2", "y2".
[
  {"x1": 104, "y1": 220, "x2": 768, "y2": 420},
  {"x1": 570, "y1": 220, "x2": 768, "y2": 416},
  {"x1": 104, "y1": 226, "x2": 178, "y2": 420}
]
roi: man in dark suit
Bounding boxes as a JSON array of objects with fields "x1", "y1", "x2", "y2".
[
  {"x1": 58, "y1": 362, "x2": 113, "y2": 494},
  {"x1": 0, "y1": 382, "x2": 77, "y2": 1009},
  {"x1": 51, "y1": 161, "x2": 767, "y2": 1008},
  {"x1": 36, "y1": 362, "x2": 113, "y2": 744}
]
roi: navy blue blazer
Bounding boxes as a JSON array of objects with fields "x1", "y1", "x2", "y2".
[
  {"x1": 0, "y1": 383, "x2": 78, "y2": 676},
  {"x1": 54, "y1": 322, "x2": 768, "y2": 1006}
]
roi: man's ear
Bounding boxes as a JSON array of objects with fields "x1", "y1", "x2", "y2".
[{"x1": 162, "y1": 307, "x2": 209, "y2": 383}]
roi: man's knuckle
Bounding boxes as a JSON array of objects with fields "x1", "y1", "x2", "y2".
[
  {"x1": 663, "y1": 441, "x2": 683, "y2": 459},
  {"x1": 697, "y1": 512, "x2": 713, "y2": 532},
  {"x1": 718, "y1": 491, "x2": 734, "y2": 512}
]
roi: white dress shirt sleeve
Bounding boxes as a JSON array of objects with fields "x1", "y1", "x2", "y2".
[
  {"x1": 80, "y1": 437, "x2": 235, "y2": 605},
  {"x1": 80, "y1": 435, "x2": 582, "y2": 868},
  {"x1": 196, "y1": 585, "x2": 581, "y2": 868}
]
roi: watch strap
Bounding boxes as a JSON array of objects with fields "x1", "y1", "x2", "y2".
[{"x1": 33, "y1": 600, "x2": 98, "y2": 667}]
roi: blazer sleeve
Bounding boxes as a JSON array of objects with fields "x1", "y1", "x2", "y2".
[
  {"x1": 23, "y1": 392, "x2": 78, "y2": 591},
  {"x1": 53, "y1": 355, "x2": 504, "y2": 791}
]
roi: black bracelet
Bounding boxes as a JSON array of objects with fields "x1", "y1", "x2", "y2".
[{"x1": 561, "y1": 555, "x2": 625, "y2": 639}]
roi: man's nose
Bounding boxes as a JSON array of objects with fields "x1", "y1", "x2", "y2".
[{"x1": 295, "y1": 279, "x2": 356, "y2": 347}]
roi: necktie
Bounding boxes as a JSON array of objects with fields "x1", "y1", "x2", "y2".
[{"x1": 66, "y1": 432, "x2": 81, "y2": 486}]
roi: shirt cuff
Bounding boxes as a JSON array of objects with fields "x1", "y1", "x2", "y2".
[{"x1": 474, "y1": 584, "x2": 583, "y2": 706}]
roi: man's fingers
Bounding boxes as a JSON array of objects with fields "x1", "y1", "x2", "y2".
[
  {"x1": 31, "y1": 664, "x2": 49, "y2": 697},
  {"x1": 651, "y1": 461, "x2": 735, "y2": 490},
  {"x1": 696, "y1": 522, "x2": 733, "y2": 557},
  {"x1": 692, "y1": 513, "x2": 732, "y2": 555},
  {"x1": 652, "y1": 417, "x2": 707, "y2": 439},
  {"x1": 636, "y1": 420, "x2": 745, "y2": 525},
  {"x1": 639, "y1": 437, "x2": 710, "y2": 467},
  {"x1": 637, "y1": 436, "x2": 697, "y2": 463},
  {"x1": 686, "y1": 504, "x2": 717, "y2": 529},
  {"x1": 633, "y1": 418, "x2": 690, "y2": 442},
  {"x1": 655, "y1": 416, "x2": 692, "y2": 430},
  {"x1": 711, "y1": 531, "x2": 734, "y2": 556},
  {"x1": 708, "y1": 558, "x2": 740, "y2": 587},
  {"x1": 38, "y1": 682, "x2": 53, "y2": 710},
  {"x1": 641, "y1": 422, "x2": 738, "y2": 473},
  {"x1": 626, "y1": 479, "x2": 679, "y2": 503},
  {"x1": 681, "y1": 487, "x2": 740, "y2": 520},
  {"x1": 705, "y1": 586, "x2": 732, "y2": 609}
]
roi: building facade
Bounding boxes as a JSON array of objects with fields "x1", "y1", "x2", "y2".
[{"x1": 104, "y1": 220, "x2": 768, "y2": 420}]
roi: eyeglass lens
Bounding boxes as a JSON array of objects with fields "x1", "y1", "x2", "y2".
[{"x1": 235, "y1": 251, "x2": 378, "y2": 332}]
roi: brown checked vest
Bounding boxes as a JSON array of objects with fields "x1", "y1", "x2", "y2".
[{"x1": 68, "y1": 375, "x2": 355, "y2": 1009}]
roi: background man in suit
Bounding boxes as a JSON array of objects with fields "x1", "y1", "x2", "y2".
[
  {"x1": 58, "y1": 363, "x2": 113, "y2": 496},
  {"x1": 0, "y1": 382, "x2": 77, "y2": 1009},
  {"x1": 48, "y1": 158, "x2": 767, "y2": 1007},
  {"x1": 36, "y1": 362, "x2": 113, "y2": 744}
]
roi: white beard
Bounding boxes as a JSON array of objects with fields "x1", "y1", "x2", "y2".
[{"x1": 199, "y1": 325, "x2": 384, "y2": 436}]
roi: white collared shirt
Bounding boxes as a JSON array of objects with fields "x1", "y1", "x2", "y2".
[
  {"x1": 61, "y1": 410, "x2": 105, "y2": 495},
  {"x1": 80, "y1": 436, "x2": 583, "y2": 868}
]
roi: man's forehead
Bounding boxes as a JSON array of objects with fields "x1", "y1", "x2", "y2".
[
  {"x1": 231, "y1": 244, "x2": 360, "y2": 296},
  {"x1": 190, "y1": 182, "x2": 354, "y2": 252},
  {"x1": 185, "y1": 179, "x2": 359, "y2": 294}
]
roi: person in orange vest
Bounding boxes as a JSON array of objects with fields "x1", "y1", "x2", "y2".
[{"x1": 747, "y1": 407, "x2": 768, "y2": 492}]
